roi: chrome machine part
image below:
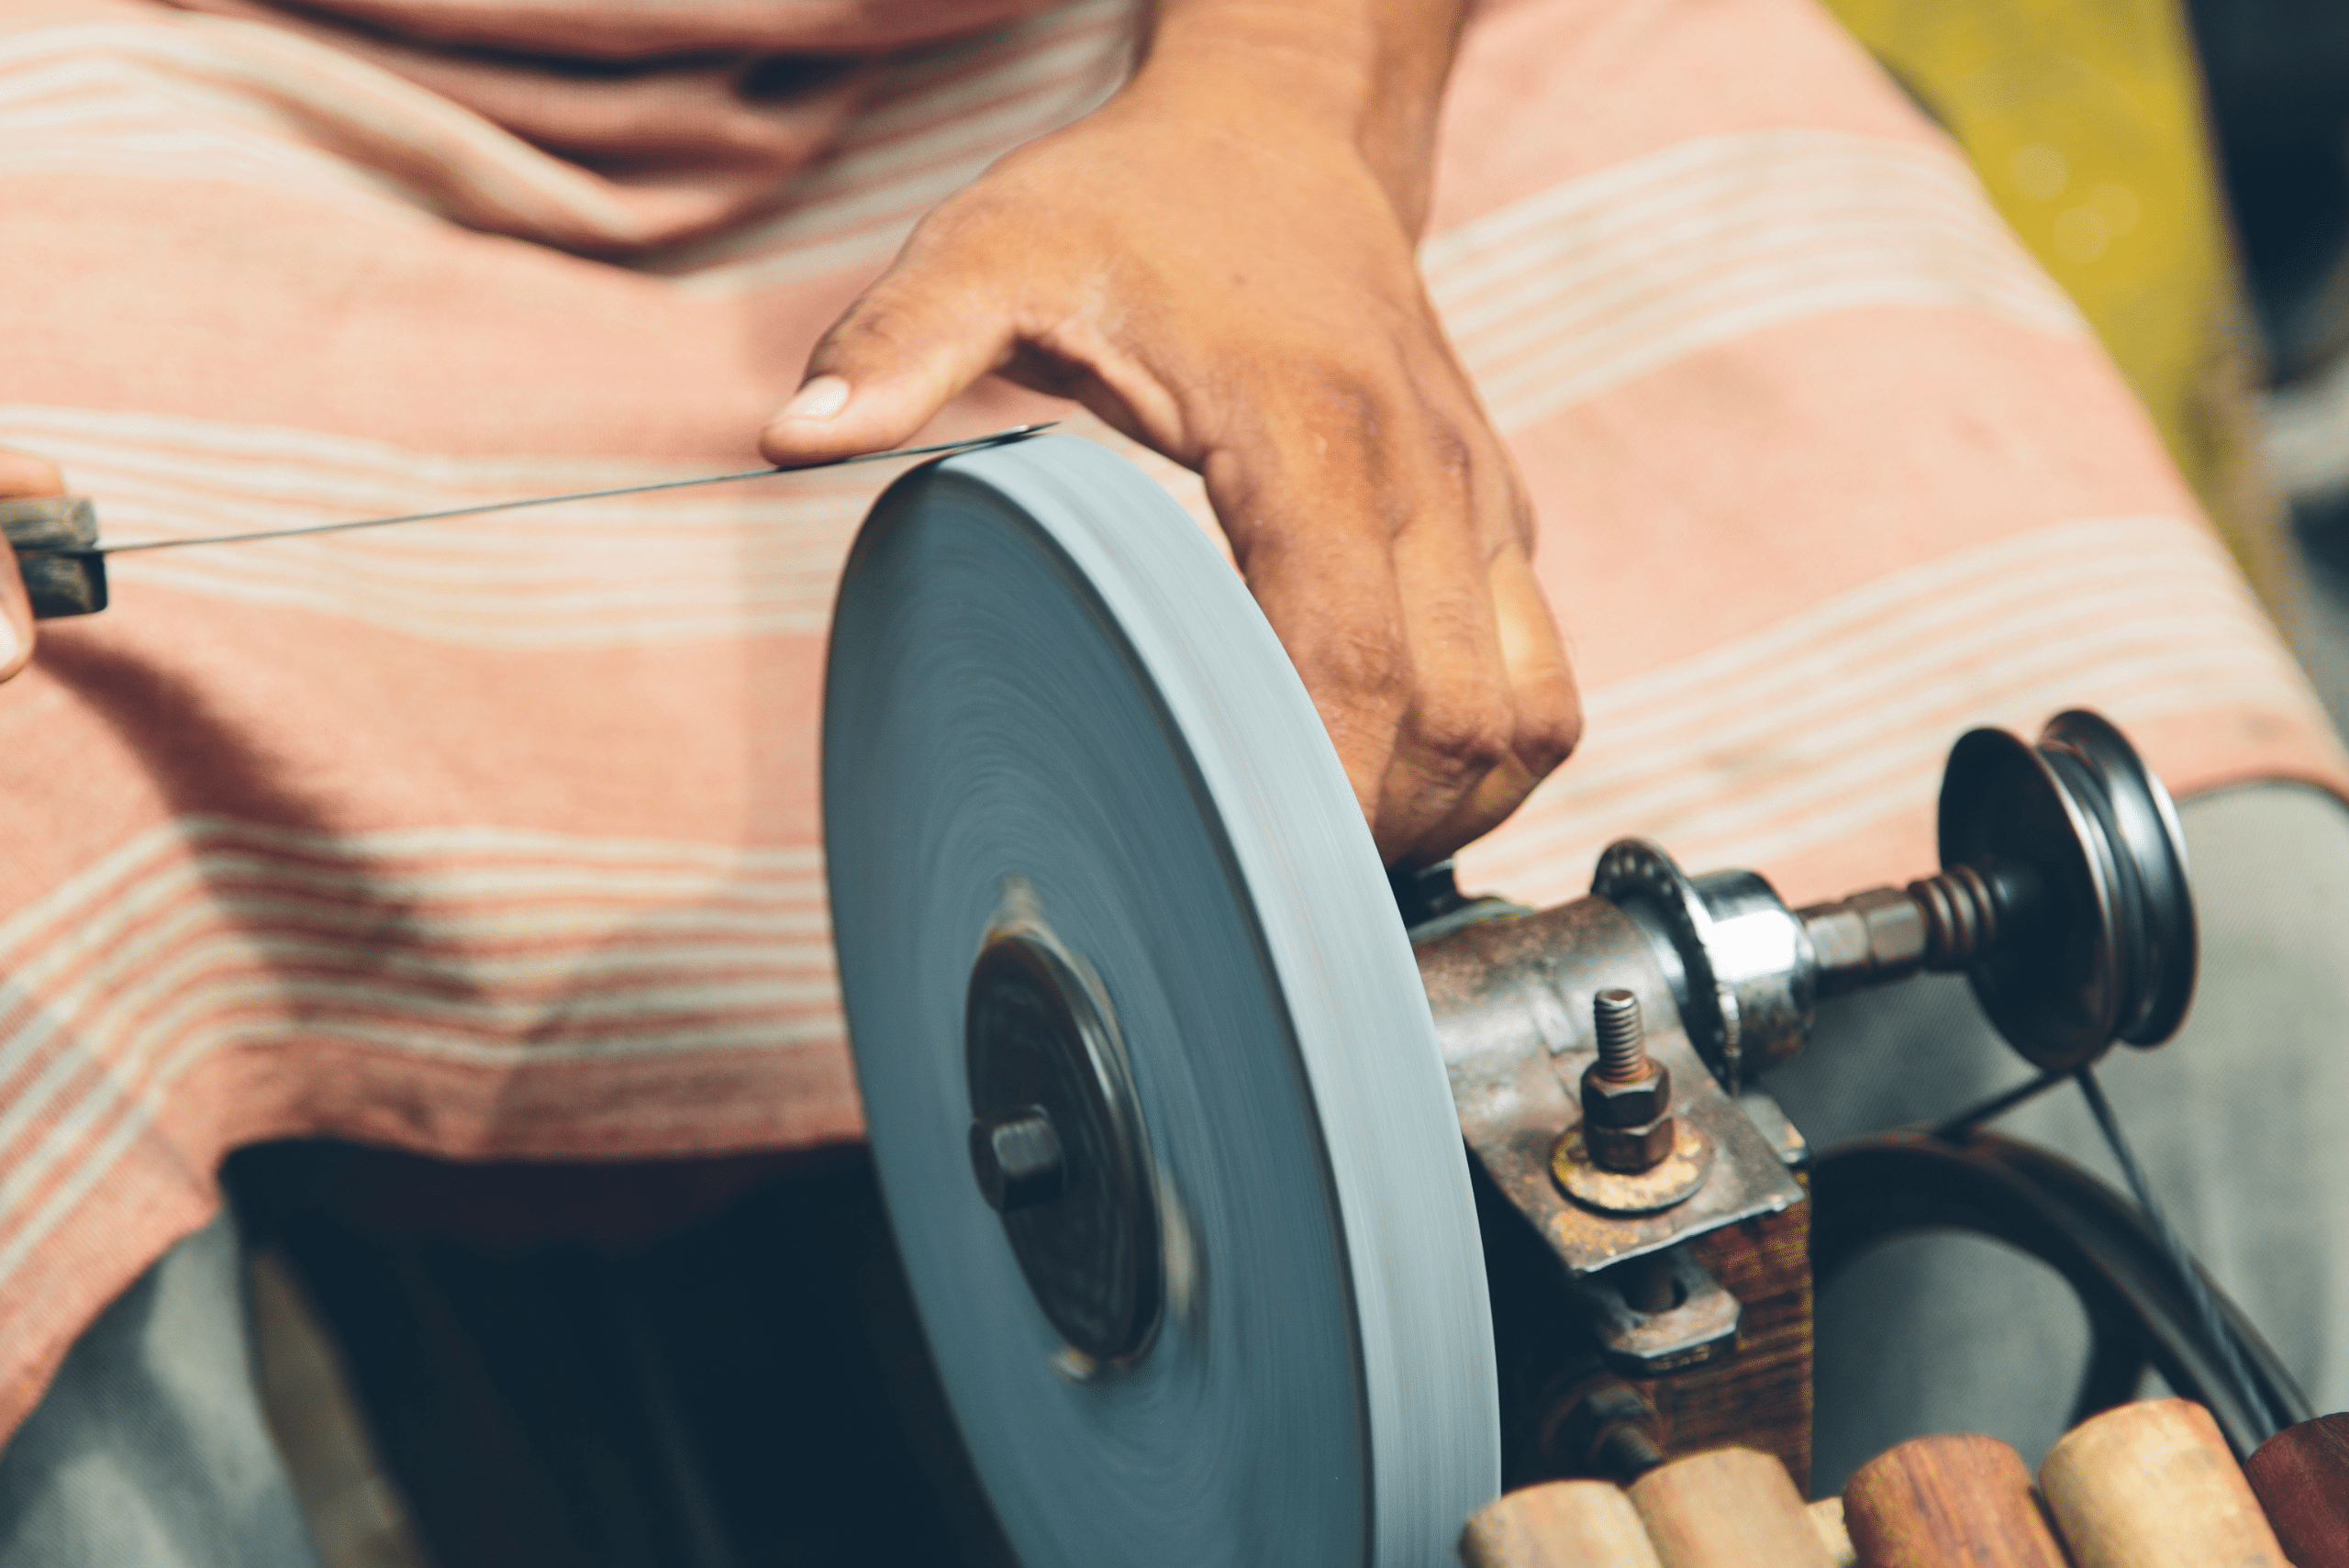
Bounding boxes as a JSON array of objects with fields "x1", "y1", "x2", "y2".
[
  {"x1": 1590, "y1": 843, "x2": 1818, "y2": 1089},
  {"x1": 824, "y1": 437, "x2": 1497, "y2": 1568},
  {"x1": 1801, "y1": 709, "x2": 2199, "y2": 1071},
  {"x1": 1409, "y1": 710, "x2": 2197, "y2": 1382},
  {"x1": 1551, "y1": 709, "x2": 2196, "y2": 1089},
  {"x1": 1415, "y1": 892, "x2": 1804, "y2": 1331},
  {"x1": 1948, "y1": 710, "x2": 2198, "y2": 1060}
]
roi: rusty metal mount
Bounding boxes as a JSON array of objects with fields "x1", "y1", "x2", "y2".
[
  {"x1": 1552, "y1": 1122, "x2": 1714, "y2": 1216},
  {"x1": 1416, "y1": 893, "x2": 1806, "y2": 1279},
  {"x1": 1568, "y1": 1246, "x2": 1745, "y2": 1375}
]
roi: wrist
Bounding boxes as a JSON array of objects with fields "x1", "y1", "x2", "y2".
[{"x1": 1125, "y1": 0, "x2": 1462, "y2": 230}]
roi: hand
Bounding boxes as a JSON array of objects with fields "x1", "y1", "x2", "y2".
[
  {"x1": 0, "y1": 448, "x2": 61, "y2": 682},
  {"x1": 761, "y1": 0, "x2": 1579, "y2": 865}
]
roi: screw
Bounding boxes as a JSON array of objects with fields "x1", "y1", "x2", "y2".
[
  {"x1": 969, "y1": 1106, "x2": 1065, "y2": 1212},
  {"x1": 1581, "y1": 989, "x2": 1674, "y2": 1173},
  {"x1": 1595, "y1": 1423, "x2": 1665, "y2": 1479},
  {"x1": 1593, "y1": 988, "x2": 1647, "y2": 1082},
  {"x1": 1907, "y1": 864, "x2": 2001, "y2": 967},
  {"x1": 1542, "y1": 1377, "x2": 1667, "y2": 1482}
]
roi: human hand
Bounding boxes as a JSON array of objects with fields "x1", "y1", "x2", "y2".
[
  {"x1": 762, "y1": 1, "x2": 1579, "y2": 865},
  {"x1": 0, "y1": 448, "x2": 62, "y2": 682}
]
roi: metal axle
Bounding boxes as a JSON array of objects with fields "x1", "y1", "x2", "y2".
[{"x1": 1401, "y1": 709, "x2": 2198, "y2": 1376}]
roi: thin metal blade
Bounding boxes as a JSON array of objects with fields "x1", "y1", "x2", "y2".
[{"x1": 11, "y1": 425, "x2": 1054, "y2": 559}]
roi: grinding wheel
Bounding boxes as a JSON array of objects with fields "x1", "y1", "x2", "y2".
[{"x1": 823, "y1": 436, "x2": 1498, "y2": 1565}]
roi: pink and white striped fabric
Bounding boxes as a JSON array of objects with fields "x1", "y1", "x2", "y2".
[{"x1": 0, "y1": 0, "x2": 2337, "y2": 1443}]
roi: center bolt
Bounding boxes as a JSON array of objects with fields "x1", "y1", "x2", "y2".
[{"x1": 1579, "y1": 989, "x2": 1676, "y2": 1173}]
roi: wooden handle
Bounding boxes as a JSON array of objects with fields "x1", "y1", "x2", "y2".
[
  {"x1": 2244, "y1": 1412, "x2": 2349, "y2": 1568},
  {"x1": 1460, "y1": 1480, "x2": 1663, "y2": 1568},
  {"x1": 1842, "y1": 1433, "x2": 2065, "y2": 1568},
  {"x1": 0, "y1": 496, "x2": 107, "y2": 618},
  {"x1": 2040, "y1": 1398, "x2": 2288, "y2": 1568},
  {"x1": 1629, "y1": 1447, "x2": 1832, "y2": 1568},
  {"x1": 1808, "y1": 1497, "x2": 1857, "y2": 1568}
]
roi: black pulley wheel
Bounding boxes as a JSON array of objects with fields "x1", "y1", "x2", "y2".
[
  {"x1": 1938, "y1": 709, "x2": 2197, "y2": 1070},
  {"x1": 1810, "y1": 1129, "x2": 2306, "y2": 1459},
  {"x1": 2039, "y1": 712, "x2": 2196, "y2": 1046}
]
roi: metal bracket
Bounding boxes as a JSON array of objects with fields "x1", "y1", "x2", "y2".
[
  {"x1": 1569, "y1": 1247, "x2": 1742, "y2": 1376},
  {"x1": 1416, "y1": 894, "x2": 1806, "y2": 1280}
]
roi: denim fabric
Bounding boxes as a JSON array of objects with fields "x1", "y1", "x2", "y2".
[
  {"x1": 0, "y1": 1207, "x2": 322, "y2": 1567},
  {"x1": 1775, "y1": 783, "x2": 2349, "y2": 1494}
]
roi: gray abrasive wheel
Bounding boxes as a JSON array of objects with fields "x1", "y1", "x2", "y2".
[{"x1": 823, "y1": 436, "x2": 1498, "y2": 1566}]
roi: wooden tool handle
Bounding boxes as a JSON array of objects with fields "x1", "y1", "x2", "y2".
[
  {"x1": 1629, "y1": 1447, "x2": 1832, "y2": 1568},
  {"x1": 1843, "y1": 1433, "x2": 2066, "y2": 1568},
  {"x1": 2245, "y1": 1412, "x2": 2349, "y2": 1568},
  {"x1": 1460, "y1": 1481, "x2": 1664, "y2": 1568},
  {"x1": 0, "y1": 496, "x2": 107, "y2": 618},
  {"x1": 1808, "y1": 1497, "x2": 1857, "y2": 1568},
  {"x1": 2040, "y1": 1398, "x2": 2288, "y2": 1568}
]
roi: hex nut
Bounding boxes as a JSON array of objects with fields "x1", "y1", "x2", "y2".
[
  {"x1": 1581, "y1": 1060, "x2": 1672, "y2": 1128},
  {"x1": 969, "y1": 1106, "x2": 1066, "y2": 1212},
  {"x1": 1586, "y1": 1112, "x2": 1676, "y2": 1173}
]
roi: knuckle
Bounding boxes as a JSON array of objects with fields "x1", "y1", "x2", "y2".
[
  {"x1": 1412, "y1": 681, "x2": 1515, "y2": 775},
  {"x1": 1519, "y1": 686, "x2": 1583, "y2": 777},
  {"x1": 1424, "y1": 417, "x2": 1475, "y2": 485},
  {"x1": 821, "y1": 296, "x2": 926, "y2": 364},
  {"x1": 1330, "y1": 637, "x2": 1414, "y2": 718}
]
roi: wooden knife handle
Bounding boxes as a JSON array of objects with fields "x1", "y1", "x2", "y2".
[
  {"x1": 1843, "y1": 1433, "x2": 2067, "y2": 1568},
  {"x1": 2244, "y1": 1412, "x2": 2349, "y2": 1568},
  {"x1": 1460, "y1": 1480, "x2": 1664, "y2": 1568},
  {"x1": 0, "y1": 496, "x2": 107, "y2": 618},
  {"x1": 1809, "y1": 1496, "x2": 1858, "y2": 1568},
  {"x1": 1629, "y1": 1447, "x2": 1833, "y2": 1568},
  {"x1": 2040, "y1": 1399, "x2": 2288, "y2": 1568}
]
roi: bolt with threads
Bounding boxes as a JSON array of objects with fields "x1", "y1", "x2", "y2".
[
  {"x1": 1592, "y1": 988, "x2": 1650, "y2": 1081},
  {"x1": 1578, "y1": 986, "x2": 1675, "y2": 1173}
]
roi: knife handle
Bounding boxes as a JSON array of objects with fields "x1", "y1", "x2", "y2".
[{"x1": 0, "y1": 497, "x2": 108, "y2": 618}]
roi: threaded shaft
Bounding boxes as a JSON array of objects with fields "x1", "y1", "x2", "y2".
[
  {"x1": 1592, "y1": 988, "x2": 1648, "y2": 1081},
  {"x1": 1908, "y1": 864, "x2": 1999, "y2": 969},
  {"x1": 1596, "y1": 1423, "x2": 1666, "y2": 1480}
]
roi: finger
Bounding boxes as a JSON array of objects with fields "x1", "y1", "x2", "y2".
[
  {"x1": 0, "y1": 547, "x2": 30, "y2": 682},
  {"x1": 0, "y1": 450, "x2": 61, "y2": 680},
  {"x1": 1365, "y1": 434, "x2": 1525, "y2": 861},
  {"x1": 758, "y1": 226, "x2": 1023, "y2": 466},
  {"x1": 1210, "y1": 423, "x2": 1416, "y2": 835},
  {"x1": 1392, "y1": 546, "x2": 1580, "y2": 862},
  {"x1": 1213, "y1": 369, "x2": 1528, "y2": 863},
  {"x1": 0, "y1": 450, "x2": 63, "y2": 500}
]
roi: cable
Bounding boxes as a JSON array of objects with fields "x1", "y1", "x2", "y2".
[
  {"x1": 2073, "y1": 1064, "x2": 2285, "y2": 1440},
  {"x1": 1930, "y1": 1068, "x2": 2065, "y2": 1141}
]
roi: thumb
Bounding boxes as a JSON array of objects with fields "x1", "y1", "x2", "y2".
[
  {"x1": 0, "y1": 450, "x2": 61, "y2": 682},
  {"x1": 760, "y1": 247, "x2": 1019, "y2": 466},
  {"x1": 0, "y1": 551, "x2": 29, "y2": 684}
]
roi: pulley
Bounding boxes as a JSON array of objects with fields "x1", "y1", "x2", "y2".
[{"x1": 1453, "y1": 708, "x2": 2200, "y2": 1095}]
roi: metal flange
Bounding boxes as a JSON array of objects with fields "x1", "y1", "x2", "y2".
[{"x1": 1939, "y1": 709, "x2": 2198, "y2": 1069}]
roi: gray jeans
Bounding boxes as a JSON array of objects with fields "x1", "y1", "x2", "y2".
[
  {"x1": 1772, "y1": 783, "x2": 2349, "y2": 1493},
  {"x1": 0, "y1": 1206, "x2": 322, "y2": 1566},
  {"x1": 0, "y1": 784, "x2": 2341, "y2": 1558}
]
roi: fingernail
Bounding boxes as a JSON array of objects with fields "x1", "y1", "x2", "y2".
[
  {"x1": 779, "y1": 374, "x2": 851, "y2": 423},
  {"x1": 0, "y1": 612, "x2": 20, "y2": 673}
]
